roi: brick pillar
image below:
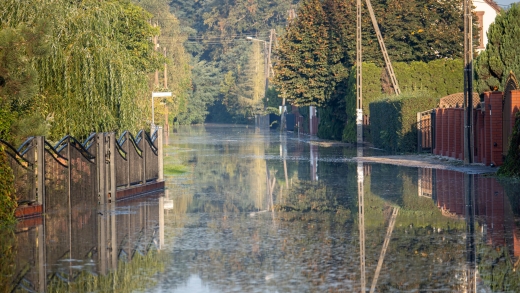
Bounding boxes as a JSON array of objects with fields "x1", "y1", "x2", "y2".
[
  {"x1": 477, "y1": 110, "x2": 485, "y2": 164},
  {"x1": 434, "y1": 108, "x2": 442, "y2": 155},
  {"x1": 473, "y1": 109, "x2": 479, "y2": 162},
  {"x1": 489, "y1": 92, "x2": 503, "y2": 166},
  {"x1": 444, "y1": 108, "x2": 450, "y2": 157},
  {"x1": 453, "y1": 109, "x2": 463, "y2": 159},
  {"x1": 442, "y1": 109, "x2": 450, "y2": 157},
  {"x1": 483, "y1": 93, "x2": 491, "y2": 165}
]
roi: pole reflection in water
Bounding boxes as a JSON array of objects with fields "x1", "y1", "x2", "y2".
[
  {"x1": 10, "y1": 193, "x2": 166, "y2": 292},
  {"x1": 465, "y1": 173, "x2": 477, "y2": 293},
  {"x1": 357, "y1": 146, "x2": 365, "y2": 293}
]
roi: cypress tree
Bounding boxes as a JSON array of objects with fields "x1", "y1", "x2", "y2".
[{"x1": 475, "y1": 4, "x2": 520, "y2": 92}]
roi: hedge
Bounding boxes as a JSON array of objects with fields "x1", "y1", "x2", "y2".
[
  {"x1": 369, "y1": 91, "x2": 439, "y2": 152},
  {"x1": 341, "y1": 59, "x2": 464, "y2": 145}
]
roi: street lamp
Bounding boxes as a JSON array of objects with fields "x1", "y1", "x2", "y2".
[{"x1": 151, "y1": 92, "x2": 172, "y2": 131}]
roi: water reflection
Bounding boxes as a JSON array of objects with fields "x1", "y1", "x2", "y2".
[
  {"x1": 159, "y1": 125, "x2": 520, "y2": 293},
  {"x1": 8, "y1": 125, "x2": 520, "y2": 292},
  {"x1": 9, "y1": 192, "x2": 166, "y2": 292}
]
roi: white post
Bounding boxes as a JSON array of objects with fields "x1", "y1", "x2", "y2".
[{"x1": 158, "y1": 126, "x2": 164, "y2": 181}]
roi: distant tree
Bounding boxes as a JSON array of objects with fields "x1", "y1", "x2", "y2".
[
  {"x1": 176, "y1": 60, "x2": 222, "y2": 124},
  {"x1": 475, "y1": 4, "x2": 520, "y2": 92}
]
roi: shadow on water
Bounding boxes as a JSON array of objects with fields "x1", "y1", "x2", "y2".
[{"x1": 6, "y1": 124, "x2": 520, "y2": 292}]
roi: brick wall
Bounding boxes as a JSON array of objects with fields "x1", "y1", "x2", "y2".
[{"x1": 431, "y1": 91, "x2": 520, "y2": 166}]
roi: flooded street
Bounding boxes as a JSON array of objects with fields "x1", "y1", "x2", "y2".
[{"x1": 7, "y1": 124, "x2": 520, "y2": 292}]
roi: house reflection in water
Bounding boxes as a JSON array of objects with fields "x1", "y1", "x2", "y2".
[{"x1": 11, "y1": 192, "x2": 166, "y2": 292}]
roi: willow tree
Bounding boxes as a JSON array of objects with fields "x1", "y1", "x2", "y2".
[
  {"x1": 475, "y1": 4, "x2": 520, "y2": 92},
  {"x1": 1, "y1": 0, "x2": 163, "y2": 140}
]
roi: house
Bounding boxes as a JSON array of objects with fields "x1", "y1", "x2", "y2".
[{"x1": 474, "y1": 0, "x2": 502, "y2": 52}]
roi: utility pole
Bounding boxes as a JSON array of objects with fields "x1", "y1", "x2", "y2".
[
  {"x1": 154, "y1": 22, "x2": 159, "y2": 87},
  {"x1": 356, "y1": 0, "x2": 363, "y2": 144},
  {"x1": 163, "y1": 47, "x2": 167, "y2": 88},
  {"x1": 463, "y1": 0, "x2": 474, "y2": 164}
]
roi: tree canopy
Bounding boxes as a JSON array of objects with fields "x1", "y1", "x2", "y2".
[
  {"x1": 475, "y1": 4, "x2": 520, "y2": 92},
  {"x1": 0, "y1": 0, "x2": 191, "y2": 143}
]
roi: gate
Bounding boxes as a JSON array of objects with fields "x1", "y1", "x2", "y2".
[{"x1": 417, "y1": 110, "x2": 436, "y2": 152}]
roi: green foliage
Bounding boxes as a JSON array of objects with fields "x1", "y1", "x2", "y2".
[
  {"x1": 176, "y1": 60, "x2": 221, "y2": 124},
  {"x1": 1, "y1": 0, "x2": 164, "y2": 140},
  {"x1": 0, "y1": 145, "x2": 16, "y2": 225},
  {"x1": 170, "y1": 0, "x2": 297, "y2": 122},
  {"x1": 0, "y1": 227, "x2": 15, "y2": 293},
  {"x1": 273, "y1": 0, "x2": 343, "y2": 107},
  {"x1": 342, "y1": 59, "x2": 463, "y2": 148},
  {"x1": 0, "y1": 17, "x2": 49, "y2": 143},
  {"x1": 475, "y1": 4, "x2": 520, "y2": 92},
  {"x1": 369, "y1": 90, "x2": 438, "y2": 152},
  {"x1": 47, "y1": 249, "x2": 165, "y2": 292},
  {"x1": 498, "y1": 112, "x2": 520, "y2": 177}
]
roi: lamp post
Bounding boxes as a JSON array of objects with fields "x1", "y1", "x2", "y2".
[{"x1": 151, "y1": 92, "x2": 172, "y2": 131}]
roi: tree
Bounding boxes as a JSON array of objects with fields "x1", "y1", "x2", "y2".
[
  {"x1": 1, "y1": 0, "x2": 163, "y2": 140},
  {"x1": 475, "y1": 4, "x2": 520, "y2": 92},
  {"x1": 176, "y1": 60, "x2": 222, "y2": 124},
  {"x1": 273, "y1": 0, "x2": 333, "y2": 107}
]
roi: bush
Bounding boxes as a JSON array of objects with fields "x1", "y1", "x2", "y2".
[
  {"x1": 498, "y1": 112, "x2": 520, "y2": 177},
  {"x1": 369, "y1": 91, "x2": 438, "y2": 152}
]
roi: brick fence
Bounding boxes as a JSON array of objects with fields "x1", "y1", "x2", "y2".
[{"x1": 432, "y1": 90, "x2": 520, "y2": 166}]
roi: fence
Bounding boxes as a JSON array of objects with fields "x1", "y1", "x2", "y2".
[
  {"x1": 417, "y1": 110, "x2": 436, "y2": 153},
  {"x1": 1, "y1": 128, "x2": 164, "y2": 216}
]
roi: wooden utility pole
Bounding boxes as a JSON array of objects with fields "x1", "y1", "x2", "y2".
[
  {"x1": 163, "y1": 47, "x2": 168, "y2": 88},
  {"x1": 356, "y1": 0, "x2": 363, "y2": 144},
  {"x1": 154, "y1": 23, "x2": 159, "y2": 87},
  {"x1": 463, "y1": 0, "x2": 474, "y2": 164}
]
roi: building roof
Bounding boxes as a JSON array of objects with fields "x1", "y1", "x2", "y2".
[{"x1": 482, "y1": 0, "x2": 502, "y2": 13}]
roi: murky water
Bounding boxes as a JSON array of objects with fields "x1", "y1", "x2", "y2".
[{"x1": 7, "y1": 124, "x2": 520, "y2": 292}]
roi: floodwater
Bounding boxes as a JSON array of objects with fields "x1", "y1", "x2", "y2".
[{"x1": 6, "y1": 124, "x2": 520, "y2": 292}]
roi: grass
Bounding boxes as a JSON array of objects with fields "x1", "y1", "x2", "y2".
[{"x1": 164, "y1": 164, "x2": 187, "y2": 175}]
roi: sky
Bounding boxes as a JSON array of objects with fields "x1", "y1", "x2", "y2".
[{"x1": 494, "y1": 0, "x2": 518, "y2": 7}]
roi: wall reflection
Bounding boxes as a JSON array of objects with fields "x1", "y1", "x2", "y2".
[{"x1": 11, "y1": 193, "x2": 166, "y2": 292}]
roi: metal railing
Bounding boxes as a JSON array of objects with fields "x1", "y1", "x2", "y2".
[{"x1": 0, "y1": 128, "x2": 163, "y2": 211}]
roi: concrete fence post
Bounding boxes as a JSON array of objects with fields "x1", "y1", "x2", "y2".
[
  {"x1": 158, "y1": 127, "x2": 163, "y2": 181},
  {"x1": 97, "y1": 133, "x2": 106, "y2": 205},
  {"x1": 142, "y1": 131, "x2": 147, "y2": 184},
  {"x1": 35, "y1": 136, "x2": 45, "y2": 209},
  {"x1": 108, "y1": 132, "x2": 116, "y2": 204}
]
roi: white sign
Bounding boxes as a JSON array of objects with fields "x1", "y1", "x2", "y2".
[{"x1": 152, "y1": 92, "x2": 172, "y2": 98}]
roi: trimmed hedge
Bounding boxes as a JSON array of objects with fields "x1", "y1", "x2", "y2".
[
  {"x1": 341, "y1": 59, "x2": 464, "y2": 146},
  {"x1": 370, "y1": 91, "x2": 439, "y2": 152}
]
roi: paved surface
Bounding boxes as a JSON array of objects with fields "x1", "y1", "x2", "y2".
[{"x1": 350, "y1": 154, "x2": 498, "y2": 175}]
